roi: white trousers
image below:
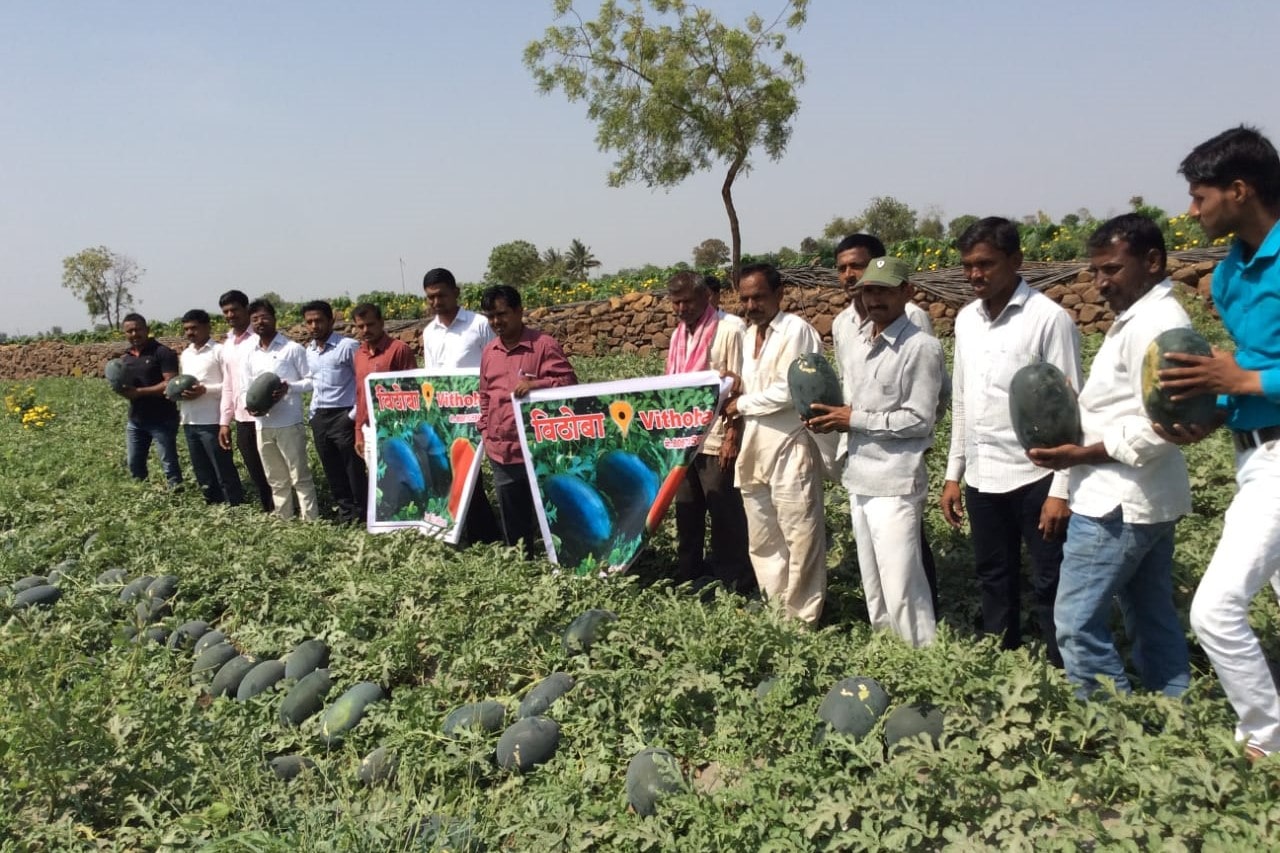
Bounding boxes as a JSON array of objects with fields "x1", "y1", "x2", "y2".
[
  {"x1": 741, "y1": 437, "x2": 826, "y2": 625},
  {"x1": 257, "y1": 422, "x2": 319, "y2": 521},
  {"x1": 851, "y1": 493, "x2": 936, "y2": 647},
  {"x1": 1190, "y1": 438, "x2": 1280, "y2": 754}
]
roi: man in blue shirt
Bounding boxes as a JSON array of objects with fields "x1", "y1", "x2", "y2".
[
  {"x1": 1159, "y1": 125, "x2": 1280, "y2": 763},
  {"x1": 303, "y1": 300, "x2": 365, "y2": 524}
]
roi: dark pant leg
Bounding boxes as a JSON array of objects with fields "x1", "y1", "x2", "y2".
[
  {"x1": 236, "y1": 419, "x2": 273, "y2": 512},
  {"x1": 1017, "y1": 474, "x2": 1065, "y2": 667},
  {"x1": 673, "y1": 456, "x2": 709, "y2": 583},
  {"x1": 920, "y1": 524, "x2": 939, "y2": 615},
  {"x1": 152, "y1": 420, "x2": 183, "y2": 487},
  {"x1": 492, "y1": 460, "x2": 536, "y2": 559},
  {"x1": 461, "y1": 467, "x2": 501, "y2": 544},
  {"x1": 311, "y1": 408, "x2": 364, "y2": 523},
  {"x1": 126, "y1": 420, "x2": 151, "y2": 480},
  {"x1": 701, "y1": 454, "x2": 756, "y2": 594},
  {"x1": 966, "y1": 485, "x2": 1024, "y2": 650},
  {"x1": 185, "y1": 424, "x2": 224, "y2": 503}
]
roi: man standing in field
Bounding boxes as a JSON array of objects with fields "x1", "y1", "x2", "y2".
[
  {"x1": 178, "y1": 309, "x2": 243, "y2": 505},
  {"x1": 421, "y1": 267, "x2": 499, "y2": 543},
  {"x1": 241, "y1": 299, "x2": 318, "y2": 521},
  {"x1": 941, "y1": 217, "x2": 1082, "y2": 665},
  {"x1": 723, "y1": 263, "x2": 827, "y2": 624},
  {"x1": 217, "y1": 289, "x2": 273, "y2": 512},
  {"x1": 118, "y1": 312, "x2": 183, "y2": 489},
  {"x1": 1158, "y1": 126, "x2": 1280, "y2": 761},
  {"x1": 809, "y1": 257, "x2": 944, "y2": 646},
  {"x1": 663, "y1": 271, "x2": 753, "y2": 592},
  {"x1": 353, "y1": 302, "x2": 418, "y2": 468},
  {"x1": 1027, "y1": 214, "x2": 1192, "y2": 699},
  {"x1": 477, "y1": 284, "x2": 577, "y2": 557},
  {"x1": 303, "y1": 300, "x2": 365, "y2": 524}
]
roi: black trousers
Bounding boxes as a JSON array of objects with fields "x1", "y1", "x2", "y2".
[
  {"x1": 492, "y1": 460, "x2": 536, "y2": 559},
  {"x1": 966, "y1": 474, "x2": 1064, "y2": 666},
  {"x1": 184, "y1": 424, "x2": 244, "y2": 505},
  {"x1": 459, "y1": 468, "x2": 501, "y2": 545},
  {"x1": 674, "y1": 452, "x2": 755, "y2": 593},
  {"x1": 235, "y1": 420, "x2": 273, "y2": 512},
  {"x1": 310, "y1": 407, "x2": 367, "y2": 524}
]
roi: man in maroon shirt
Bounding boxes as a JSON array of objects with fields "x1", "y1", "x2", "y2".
[
  {"x1": 478, "y1": 285, "x2": 577, "y2": 556},
  {"x1": 352, "y1": 302, "x2": 417, "y2": 463}
]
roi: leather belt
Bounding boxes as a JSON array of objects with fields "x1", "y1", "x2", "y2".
[{"x1": 1232, "y1": 425, "x2": 1280, "y2": 452}]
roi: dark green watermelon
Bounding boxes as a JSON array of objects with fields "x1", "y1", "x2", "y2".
[
  {"x1": 562, "y1": 609, "x2": 617, "y2": 655},
  {"x1": 1008, "y1": 362, "x2": 1081, "y2": 450},
  {"x1": 518, "y1": 672, "x2": 575, "y2": 719},
  {"x1": 816, "y1": 676, "x2": 890, "y2": 742},
  {"x1": 245, "y1": 372, "x2": 283, "y2": 416},
  {"x1": 495, "y1": 717, "x2": 561, "y2": 772},
  {"x1": 788, "y1": 353, "x2": 843, "y2": 420},
  {"x1": 1141, "y1": 328, "x2": 1218, "y2": 431},
  {"x1": 883, "y1": 703, "x2": 945, "y2": 755},
  {"x1": 164, "y1": 374, "x2": 199, "y2": 401},
  {"x1": 443, "y1": 701, "x2": 507, "y2": 737},
  {"x1": 104, "y1": 358, "x2": 129, "y2": 393},
  {"x1": 626, "y1": 748, "x2": 685, "y2": 816}
]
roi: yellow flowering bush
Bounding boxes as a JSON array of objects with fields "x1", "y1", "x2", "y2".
[
  {"x1": 4, "y1": 385, "x2": 55, "y2": 429},
  {"x1": 21, "y1": 404, "x2": 55, "y2": 430}
]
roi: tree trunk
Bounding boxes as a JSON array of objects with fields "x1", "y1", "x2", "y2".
[{"x1": 722, "y1": 154, "x2": 746, "y2": 289}]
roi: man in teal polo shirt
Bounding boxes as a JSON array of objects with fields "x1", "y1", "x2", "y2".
[{"x1": 1159, "y1": 125, "x2": 1280, "y2": 763}]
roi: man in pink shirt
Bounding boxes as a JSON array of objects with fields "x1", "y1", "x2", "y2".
[
  {"x1": 216, "y1": 289, "x2": 272, "y2": 512},
  {"x1": 477, "y1": 285, "x2": 577, "y2": 556}
]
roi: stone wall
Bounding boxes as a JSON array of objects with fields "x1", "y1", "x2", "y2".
[{"x1": 0, "y1": 258, "x2": 1215, "y2": 381}]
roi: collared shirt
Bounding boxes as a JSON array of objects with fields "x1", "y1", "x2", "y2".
[
  {"x1": 832, "y1": 300, "x2": 934, "y2": 344},
  {"x1": 178, "y1": 338, "x2": 227, "y2": 426},
  {"x1": 478, "y1": 327, "x2": 578, "y2": 465},
  {"x1": 121, "y1": 338, "x2": 179, "y2": 424},
  {"x1": 667, "y1": 312, "x2": 744, "y2": 455},
  {"x1": 354, "y1": 334, "x2": 417, "y2": 429},
  {"x1": 219, "y1": 327, "x2": 257, "y2": 425},
  {"x1": 1213, "y1": 218, "x2": 1280, "y2": 430},
  {"x1": 305, "y1": 332, "x2": 360, "y2": 412},
  {"x1": 242, "y1": 333, "x2": 312, "y2": 428},
  {"x1": 841, "y1": 313, "x2": 945, "y2": 497},
  {"x1": 735, "y1": 311, "x2": 823, "y2": 486},
  {"x1": 422, "y1": 308, "x2": 495, "y2": 370},
  {"x1": 1069, "y1": 280, "x2": 1192, "y2": 523},
  {"x1": 946, "y1": 279, "x2": 1082, "y2": 497}
]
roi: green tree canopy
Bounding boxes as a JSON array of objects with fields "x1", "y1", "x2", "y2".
[
  {"x1": 692, "y1": 237, "x2": 730, "y2": 267},
  {"x1": 565, "y1": 238, "x2": 602, "y2": 280},
  {"x1": 60, "y1": 246, "x2": 141, "y2": 330},
  {"x1": 486, "y1": 240, "x2": 543, "y2": 287},
  {"x1": 526, "y1": 0, "x2": 808, "y2": 286}
]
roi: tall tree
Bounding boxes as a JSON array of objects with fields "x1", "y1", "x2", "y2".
[
  {"x1": 692, "y1": 237, "x2": 730, "y2": 267},
  {"x1": 526, "y1": 0, "x2": 807, "y2": 285},
  {"x1": 485, "y1": 240, "x2": 543, "y2": 287},
  {"x1": 60, "y1": 246, "x2": 141, "y2": 330},
  {"x1": 565, "y1": 238, "x2": 602, "y2": 280},
  {"x1": 542, "y1": 247, "x2": 569, "y2": 279}
]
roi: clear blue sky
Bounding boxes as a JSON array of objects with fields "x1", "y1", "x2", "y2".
[{"x1": 2, "y1": 0, "x2": 1276, "y2": 335}]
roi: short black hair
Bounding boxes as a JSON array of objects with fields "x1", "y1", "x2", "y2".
[
  {"x1": 182, "y1": 309, "x2": 211, "y2": 325},
  {"x1": 122, "y1": 312, "x2": 147, "y2": 327},
  {"x1": 218, "y1": 289, "x2": 249, "y2": 309},
  {"x1": 351, "y1": 302, "x2": 383, "y2": 321},
  {"x1": 834, "y1": 233, "x2": 887, "y2": 258},
  {"x1": 702, "y1": 274, "x2": 723, "y2": 294},
  {"x1": 301, "y1": 300, "x2": 333, "y2": 319},
  {"x1": 480, "y1": 284, "x2": 522, "y2": 312},
  {"x1": 738, "y1": 262, "x2": 783, "y2": 292},
  {"x1": 247, "y1": 299, "x2": 275, "y2": 318},
  {"x1": 1087, "y1": 213, "x2": 1168, "y2": 272},
  {"x1": 1179, "y1": 125, "x2": 1280, "y2": 208},
  {"x1": 423, "y1": 268, "x2": 458, "y2": 290},
  {"x1": 957, "y1": 216, "x2": 1022, "y2": 256}
]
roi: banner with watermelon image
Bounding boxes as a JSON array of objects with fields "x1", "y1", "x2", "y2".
[
  {"x1": 515, "y1": 371, "x2": 730, "y2": 575},
  {"x1": 365, "y1": 369, "x2": 484, "y2": 543}
]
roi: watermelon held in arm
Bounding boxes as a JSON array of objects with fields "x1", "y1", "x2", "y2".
[
  {"x1": 164, "y1": 374, "x2": 198, "y2": 401},
  {"x1": 788, "y1": 353, "x2": 843, "y2": 420},
  {"x1": 104, "y1": 358, "x2": 129, "y2": 394},
  {"x1": 1141, "y1": 328, "x2": 1219, "y2": 431},
  {"x1": 245, "y1": 372, "x2": 284, "y2": 416},
  {"x1": 1008, "y1": 362, "x2": 1082, "y2": 450}
]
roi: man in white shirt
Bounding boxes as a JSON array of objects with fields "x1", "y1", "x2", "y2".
[
  {"x1": 303, "y1": 300, "x2": 364, "y2": 524},
  {"x1": 242, "y1": 298, "x2": 318, "y2": 521},
  {"x1": 422, "y1": 267, "x2": 495, "y2": 369},
  {"x1": 810, "y1": 257, "x2": 945, "y2": 647},
  {"x1": 942, "y1": 217, "x2": 1083, "y2": 666},
  {"x1": 421, "y1": 267, "x2": 500, "y2": 543},
  {"x1": 724, "y1": 263, "x2": 827, "y2": 624},
  {"x1": 663, "y1": 271, "x2": 753, "y2": 592},
  {"x1": 1028, "y1": 214, "x2": 1191, "y2": 698},
  {"x1": 217, "y1": 289, "x2": 273, "y2": 512},
  {"x1": 178, "y1": 309, "x2": 244, "y2": 506}
]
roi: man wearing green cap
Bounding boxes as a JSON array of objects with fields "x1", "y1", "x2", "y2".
[{"x1": 808, "y1": 256, "x2": 946, "y2": 646}]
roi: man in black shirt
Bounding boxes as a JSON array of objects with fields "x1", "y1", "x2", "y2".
[{"x1": 119, "y1": 313, "x2": 183, "y2": 488}]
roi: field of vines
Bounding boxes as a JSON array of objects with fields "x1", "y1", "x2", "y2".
[{"x1": 3, "y1": 332, "x2": 1280, "y2": 850}]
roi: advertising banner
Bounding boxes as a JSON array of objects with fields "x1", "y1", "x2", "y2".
[
  {"x1": 365, "y1": 369, "x2": 483, "y2": 542},
  {"x1": 515, "y1": 371, "x2": 729, "y2": 575}
]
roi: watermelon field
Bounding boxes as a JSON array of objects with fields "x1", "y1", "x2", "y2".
[{"x1": 3, "y1": 321, "x2": 1280, "y2": 851}]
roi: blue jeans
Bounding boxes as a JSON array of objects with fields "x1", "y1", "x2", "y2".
[
  {"x1": 1055, "y1": 508, "x2": 1190, "y2": 699},
  {"x1": 126, "y1": 419, "x2": 182, "y2": 487}
]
